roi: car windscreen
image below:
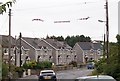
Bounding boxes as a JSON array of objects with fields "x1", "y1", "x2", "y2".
[{"x1": 41, "y1": 72, "x2": 54, "y2": 74}]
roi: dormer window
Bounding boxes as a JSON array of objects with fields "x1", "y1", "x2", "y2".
[
  {"x1": 44, "y1": 46, "x2": 46, "y2": 49},
  {"x1": 39, "y1": 46, "x2": 42, "y2": 49},
  {"x1": 59, "y1": 47, "x2": 61, "y2": 49}
]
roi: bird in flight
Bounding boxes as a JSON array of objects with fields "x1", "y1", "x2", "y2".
[
  {"x1": 54, "y1": 20, "x2": 70, "y2": 23},
  {"x1": 32, "y1": 18, "x2": 44, "y2": 22},
  {"x1": 78, "y1": 17, "x2": 90, "y2": 20}
]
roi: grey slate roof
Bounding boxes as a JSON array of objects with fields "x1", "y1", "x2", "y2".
[
  {"x1": 93, "y1": 43, "x2": 103, "y2": 50},
  {"x1": 45, "y1": 39, "x2": 72, "y2": 49},
  {"x1": 59, "y1": 41, "x2": 72, "y2": 49},
  {"x1": 21, "y1": 37, "x2": 40, "y2": 49},
  {"x1": 45, "y1": 39, "x2": 63, "y2": 49},
  {"x1": 0, "y1": 35, "x2": 15, "y2": 48},
  {"x1": 77, "y1": 42, "x2": 93, "y2": 50},
  {"x1": 77, "y1": 42, "x2": 102, "y2": 50}
]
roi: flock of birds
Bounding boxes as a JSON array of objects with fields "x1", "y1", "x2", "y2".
[{"x1": 32, "y1": 16, "x2": 90, "y2": 23}]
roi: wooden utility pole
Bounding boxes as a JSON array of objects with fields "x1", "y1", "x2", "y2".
[
  {"x1": 15, "y1": 36, "x2": 17, "y2": 66},
  {"x1": 19, "y1": 32, "x2": 22, "y2": 67},
  {"x1": 103, "y1": 34, "x2": 106, "y2": 58},
  {"x1": 8, "y1": 8, "x2": 11, "y2": 80},
  {"x1": 105, "y1": 0, "x2": 109, "y2": 64}
]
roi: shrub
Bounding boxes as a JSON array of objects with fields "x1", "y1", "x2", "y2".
[
  {"x1": 15, "y1": 67, "x2": 25, "y2": 73},
  {"x1": 22, "y1": 61, "x2": 52, "y2": 69},
  {"x1": 14, "y1": 67, "x2": 25, "y2": 78},
  {"x1": 2, "y1": 63, "x2": 9, "y2": 79},
  {"x1": 69, "y1": 61, "x2": 77, "y2": 67}
]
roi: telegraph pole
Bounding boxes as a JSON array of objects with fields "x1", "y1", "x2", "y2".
[
  {"x1": 8, "y1": 8, "x2": 11, "y2": 80},
  {"x1": 15, "y1": 36, "x2": 17, "y2": 66},
  {"x1": 19, "y1": 32, "x2": 22, "y2": 67},
  {"x1": 105, "y1": 0, "x2": 109, "y2": 64},
  {"x1": 103, "y1": 34, "x2": 106, "y2": 58}
]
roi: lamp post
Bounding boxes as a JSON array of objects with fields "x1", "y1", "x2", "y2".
[
  {"x1": 98, "y1": 0, "x2": 109, "y2": 64},
  {"x1": 105, "y1": 0, "x2": 109, "y2": 64},
  {"x1": 98, "y1": 20, "x2": 106, "y2": 59}
]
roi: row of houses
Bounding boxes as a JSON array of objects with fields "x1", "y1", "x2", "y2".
[{"x1": 0, "y1": 35, "x2": 103, "y2": 66}]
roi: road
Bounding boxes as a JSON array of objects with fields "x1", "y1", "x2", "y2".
[
  {"x1": 56, "y1": 68, "x2": 93, "y2": 79},
  {"x1": 18, "y1": 68, "x2": 93, "y2": 81}
]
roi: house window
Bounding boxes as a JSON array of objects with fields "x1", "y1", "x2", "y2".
[
  {"x1": 59, "y1": 47, "x2": 61, "y2": 49},
  {"x1": 49, "y1": 56, "x2": 52, "y2": 61},
  {"x1": 10, "y1": 56, "x2": 13, "y2": 60},
  {"x1": 44, "y1": 46, "x2": 46, "y2": 49},
  {"x1": 44, "y1": 50, "x2": 47, "y2": 53},
  {"x1": 24, "y1": 50, "x2": 27, "y2": 54},
  {"x1": 37, "y1": 56, "x2": 41, "y2": 62},
  {"x1": 14, "y1": 50, "x2": 16, "y2": 54},
  {"x1": 90, "y1": 49, "x2": 94, "y2": 53},
  {"x1": 97, "y1": 49, "x2": 101, "y2": 55},
  {"x1": 4, "y1": 49, "x2": 7, "y2": 53},
  {"x1": 25, "y1": 56, "x2": 30, "y2": 63}
]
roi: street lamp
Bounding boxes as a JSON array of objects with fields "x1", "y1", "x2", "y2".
[
  {"x1": 98, "y1": 20, "x2": 106, "y2": 23},
  {"x1": 105, "y1": 0, "x2": 109, "y2": 64},
  {"x1": 97, "y1": 0, "x2": 109, "y2": 65},
  {"x1": 98, "y1": 20, "x2": 106, "y2": 59}
]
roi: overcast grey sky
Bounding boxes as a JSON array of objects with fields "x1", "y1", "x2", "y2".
[{"x1": 0, "y1": 0, "x2": 118, "y2": 42}]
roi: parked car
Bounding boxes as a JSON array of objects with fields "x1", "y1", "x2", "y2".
[
  {"x1": 87, "y1": 62, "x2": 95, "y2": 69},
  {"x1": 75, "y1": 75, "x2": 116, "y2": 81},
  {"x1": 38, "y1": 70, "x2": 57, "y2": 81}
]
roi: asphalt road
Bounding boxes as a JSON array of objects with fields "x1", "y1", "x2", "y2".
[
  {"x1": 56, "y1": 68, "x2": 93, "y2": 79},
  {"x1": 18, "y1": 68, "x2": 93, "y2": 81}
]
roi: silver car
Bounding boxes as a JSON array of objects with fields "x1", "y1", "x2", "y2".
[
  {"x1": 39, "y1": 70, "x2": 57, "y2": 81},
  {"x1": 76, "y1": 75, "x2": 116, "y2": 81}
]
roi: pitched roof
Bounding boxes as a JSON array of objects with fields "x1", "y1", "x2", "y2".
[
  {"x1": 45, "y1": 39, "x2": 63, "y2": 49},
  {"x1": 0, "y1": 35, "x2": 15, "y2": 48},
  {"x1": 59, "y1": 41, "x2": 72, "y2": 49},
  {"x1": 77, "y1": 42, "x2": 102, "y2": 50},
  {"x1": 93, "y1": 43, "x2": 102, "y2": 50},
  {"x1": 45, "y1": 39, "x2": 72, "y2": 49},
  {"x1": 21, "y1": 37, "x2": 40, "y2": 49},
  {"x1": 77, "y1": 42, "x2": 93, "y2": 50}
]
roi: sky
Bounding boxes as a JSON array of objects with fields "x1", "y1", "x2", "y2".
[{"x1": 0, "y1": 0, "x2": 119, "y2": 42}]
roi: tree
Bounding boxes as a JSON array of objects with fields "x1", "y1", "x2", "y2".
[
  {"x1": 116, "y1": 34, "x2": 120, "y2": 63},
  {"x1": 94, "y1": 35, "x2": 120, "y2": 80},
  {"x1": 65, "y1": 35, "x2": 91, "y2": 47},
  {"x1": 0, "y1": 0, "x2": 15, "y2": 14},
  {"x1": 56, "y1": 36, "x2": 64, "y2": 41}
]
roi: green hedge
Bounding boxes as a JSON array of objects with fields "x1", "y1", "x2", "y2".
[{"x1": 23, "y1": 61, "x2": 52, "y2": 69}]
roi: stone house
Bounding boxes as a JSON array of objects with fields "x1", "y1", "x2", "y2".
[{"x1": 73, "y1": 42, "x2": 103, "y2": 64}]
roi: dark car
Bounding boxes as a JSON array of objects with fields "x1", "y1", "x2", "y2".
[
  {"x1": 87, "y1": 62, "x2": 95, "y2": 69},
  {"x1": 39, "y1": 70, "x2": 57, "y2": 81}
]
